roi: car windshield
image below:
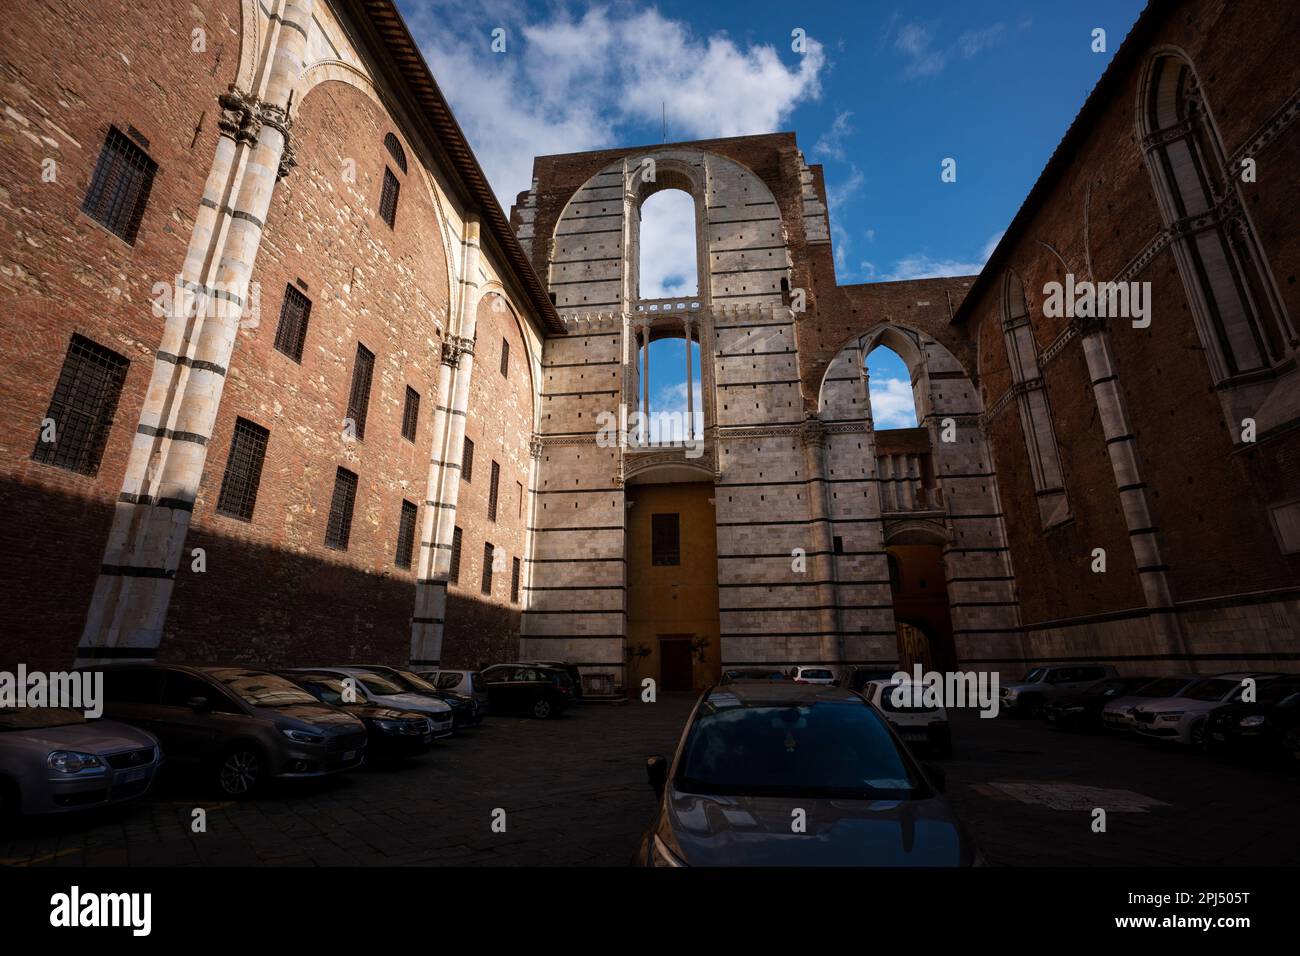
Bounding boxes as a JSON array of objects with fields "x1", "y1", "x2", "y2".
[
  {"x1": 389, "y1": 669, "x2": 438, "y2": 693},
  {"x1": 875, "y1": 684, "x2": 938, "y2": 713},
  {"x1": 1183, "y1": 679, "x2": 1239, "y2": 702},
  {"x1": 1021, "y1": 668, "x2": 1044, "y2": 683},
  {"x1": 800, "y1": 669, "x2": 833, "y2": 680},
  {"x1": 296, "y1": 677, "x2": 352, "y2": 706},
  {"x1": 1257, "y1": 678, "x2": 1300, "y2": 705},
  {"x1": 1138, "y1": 677, "x2": 1192, "y2": 697},
  {"x1": 677, "y1": 698, "x2": 921, "y2": 798},
  {"x1": 1084, "y1": 680, "x2": 1129, "y2": 697},
  {"x1": 353, "y1": 672, "x2": 408, "y2": 696},
  {"x1": 0, "y1": 706, "x2": 88, "y2": 730},
  {"x1": 211, "y1": 669, "x2": 318, "y2": 707}
]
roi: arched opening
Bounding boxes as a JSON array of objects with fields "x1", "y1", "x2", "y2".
[
  {"x1": 1139, "y1": 52, "x2": 1291, "y2": 392},
  {"x1": 637, "y1": 189, "x2": 698, "y2": 300},
  {"x1": 886, "y1": 538, "x2": 957, "y2": 674},
  {"x1": 636, "y1": 335, "x2": 703, "y2": 445},
  {"x1": 865, "y1": 344, "x2": 919, "y2": 429}
]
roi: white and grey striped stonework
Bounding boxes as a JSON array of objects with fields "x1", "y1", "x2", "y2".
[{"x1": 77, "y1": 0, "x2": 315, "y2": 665}]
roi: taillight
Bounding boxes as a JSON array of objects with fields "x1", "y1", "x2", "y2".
[{"x1": 794, "y1": 679, "x2": 808, "y2": 684}]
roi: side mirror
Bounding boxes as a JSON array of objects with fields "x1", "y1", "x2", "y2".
[
  {"x1": 922, "y1": 763, "x2": 946, "y2": 793},
  {"x1": 646, "y1": 755, "x2": 669, "y2": 798},
  {"x1": 188, "y1": 696, "x2": 211, "y2": 714}
]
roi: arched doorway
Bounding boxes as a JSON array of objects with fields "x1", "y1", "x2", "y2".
[{"x1": 886, "y1": 530, "x2": 958, "y2": 675}]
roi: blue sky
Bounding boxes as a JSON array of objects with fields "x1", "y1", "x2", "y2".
[{"x1": 397, "y1": 0, "x2": 1147, "y2": 427}]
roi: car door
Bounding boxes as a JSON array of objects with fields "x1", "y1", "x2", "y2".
[
  {"x1": 479, "y1": 666, "x2": 514, "y2": 712},
  {"x1": 99, "y1": 667, "x2": 166, "y2": 734},
  {"x1": 156, "y1": 670, "x2": 243, "y2": 766}
]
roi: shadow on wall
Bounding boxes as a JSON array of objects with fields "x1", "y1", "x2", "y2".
[{"x1": 0, "y1": 476, "x2": 518, "y2": 671}]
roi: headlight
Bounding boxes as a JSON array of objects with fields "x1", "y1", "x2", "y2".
[
  {"x1": 1064, "y1": 706, "x2": 1084, "y2": 714},
  {"x1": 280, "y1": 727, "x2": 325, "y2": 743},
  {"x1": 375, "y1": 719, "x2": 402, "y2": 733},
  {"x1": 47, "y1": 751, "x2": 104, "y2": 774},
  {"x1": 650, "y1": 833, "x2": 686, "y2": 868},
  {"x1": 1238, "y1": 715, "x2": 1266, "y2": 728}
]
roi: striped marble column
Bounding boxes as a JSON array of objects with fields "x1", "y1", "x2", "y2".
[{"x1": 76, "y1": 0, "x2": 314, "y2": 665}]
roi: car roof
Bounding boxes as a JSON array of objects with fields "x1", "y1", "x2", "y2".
[{"x1": 705, "y1": 682, "x2": 862, "y2": 706}]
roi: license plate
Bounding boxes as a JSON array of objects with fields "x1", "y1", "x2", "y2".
[
  {"x1": 422, "y1": 734, "x2": 432, "y2": 743},
  {"x1": 342, "y1": 750, "x2": 356, "y2": 762},
  {"x1": 119, "y1": 767, "x2": 148, "y2": 784}
]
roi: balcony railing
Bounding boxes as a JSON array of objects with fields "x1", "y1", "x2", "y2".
[
  {"x1": 877, "y1": 450, "x2": 944, "y2": 513},
  {"x1": 633, "y1": 296, "x2": 703, "y2": 314}
]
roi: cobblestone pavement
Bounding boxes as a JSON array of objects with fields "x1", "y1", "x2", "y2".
[{"x1": 3, "y1": 695, "x2": 1298, "y2": 866}]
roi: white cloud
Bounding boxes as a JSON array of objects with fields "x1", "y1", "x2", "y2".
[
  {"x1": 814, "y1": 111, "x2": 854, "y2": 161},
  {"x1": 403, "y1": 3, "x2": 826, "y2": 208},
  {"x1": 639, "y1": 190, "x2": 698, "y2": 299},
  {"x1": 887, "y1": 18, "x2": 1005, "y2": 80},
  {"x1": 868, "y1": 376, "x2": 918, "y2": 428},
  {"x1": 650, "y1": 377, "x2": 704, "y2": 441},
  {"x1": 877, "y1": 229, "x2": 1004, "y2": 281}
]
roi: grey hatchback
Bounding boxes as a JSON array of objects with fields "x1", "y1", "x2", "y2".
[
  {"x1": 85, "y1": 664, "x2": 368, "y2": 797},
  {"x1": 635, "y1": 682, "x2": 980, "y2": 866},
  {"x1": 0, "y1": 706, "x2": 161, "y2": 817}
]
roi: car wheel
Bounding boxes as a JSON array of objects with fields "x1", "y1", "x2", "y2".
[
  {"x1": 532, "y1": 697, "x2": 554, "y2": 719},
  {"x1": 1189, "y1": 719, "x2": 1208, "y2": 751},
  {"x1": 217, "y1": 745, "x2": 263, "y2": 797}
]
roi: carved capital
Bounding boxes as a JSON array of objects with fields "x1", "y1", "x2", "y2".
[
  {"x1": 799, "y1": 417, "x2": 827, "y2": 448},
  {"x1": 217, "y1": 86, "x2": 259, "y2": 146},
  {"x1": 529, "y1": 434, "x2": 544, "y2": 460}
]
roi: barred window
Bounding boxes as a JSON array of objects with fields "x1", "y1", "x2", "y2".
[
  {"x1": 32, "y1": 335, "x2": 129, "y2": 476},
  {"x1": 462, "y1": 436, "x2": 474, "y2": 482},
  {"x1": 82, "y1": 126, "x2": 157, "y2": 244},
  {"x1": 274, "y1": 285, "x2": 311, "y2": 362},
  {"x1": 216, "y1": 418, "x2": 270, "y2": 521},
  {"x1": 379, "y1": 167, "x2": 400, "y2": 229},
  {"x1": 401, "y1": 386, "x2": 420, "y2": 442},
  {"x1": 482, "y1": 542, "x2": 494, "y2": 595},
  {"x1": 510, "y1": 556, "x2": 521, "y2": 604},
  {"x1": 517, "y1": 480, "x2": 524, "y2": 518},
  {"x1": 324, "y1": 467, "x2": 359, "y2": 550},
  {"x1": 651, "y1": 513, "x2": 680, "y2": 566},
  {"x1": 346, "y1": 343, "x2": 375, "y2": 440},
  {"x1": 488, "y1": 460, "x2": 500, "y2": 521},
  {"x1": 500, "y1": 339, "x2": 510, "y2": 378},
  {"x1": 383, "y1": 133, "x2": 408, "y2": 174},
  {"x1": 395, "y1": 499, "x2": 418, "y2": 570},
  {"x1": 449, "y1": 526, "x2": 463, "y2": 584}
]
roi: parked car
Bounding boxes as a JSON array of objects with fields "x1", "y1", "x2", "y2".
[
  {"x1": 520, "y1": 661, "x2": 585, "y2": 700},
  {"x1": 281, "y1": 668, "x2": 454, "y2": 737},
  {"x1": 476, "y1": 664, "x2": 574, "y2": 718},
  {"x1": 634, "y1": 682, "x2": 978, "y2": 866},
  {"x1": 86, "y1": 664, "x2": 367, "y2": 796},
  {"x1": 351, "y1": 665, "x2": 482, "y2": 728},
  {"x1": 418, "y1": 669, "x2": 489, "y2": 710},
  {"x1": 998, "y1": 664, "x2": 1118, "y2": 717},
  {"x1": 0, "y1": 706, "x2": 161, "y2": 817},
  {"x1": 280, "y1": 673, "x2": 438, "y2": 761},
  {"x1": 1042, "y1": 675, "x2": 1158, "y2": 732},
  {"x1": 1203, "y1": 674, "x2": 1300, "y2": 763},
  {"x1": 861, "y1": 679, "x2": 951, "y2": 755},
  {"x1": 847, "y1": 666, "x2": 901, "y2": 694},
  {"x1": 1100, "y1": 674, "x2": 1204, "y2": 732},
  {"x1": 788, "y1": 665, "x2": 838, "y2": 686},
  {"x1": 720, "y1": 668, "x2": 789, "y2": 684},
  {"x1": 1134, "y1": 672, "x2": 1284, "y2": 748}
]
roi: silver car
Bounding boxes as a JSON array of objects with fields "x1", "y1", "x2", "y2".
[
  {"x1": 284, "y1": 668, "x2": 454, "y2": 738},
  {"x1": 0, "y1": 706, "x2": 161, "y2": 816},
  {"x1": 999, "y1": 664, "x2": 1118, "y2": 717},
  {"x1": 1100, "y1": 675, "x2": 1202, "y2": 732}
]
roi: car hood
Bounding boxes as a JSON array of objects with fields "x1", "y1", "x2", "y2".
[
  {"x1": 663, "y1": 789, "x2": 972, "y2": 866},
  {"x1": 1135, "y1": 697, "x2": 1217, "y2": 715},
  {"x1": 1000, "y1": 683, "x2": 1037, "y2": 694},
  {"x1": 259, "y1": 703, "x2": 365, "y2": 730},
  {"x1": 1103, "y1": 694, "x2": 1161, "y2": 712},
  {"x1": 1, "y1": 719, "x2": 157, "y2": 753},
  {"x1": 376, "y1": 692, "x2": 452, "y2": 713}
]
